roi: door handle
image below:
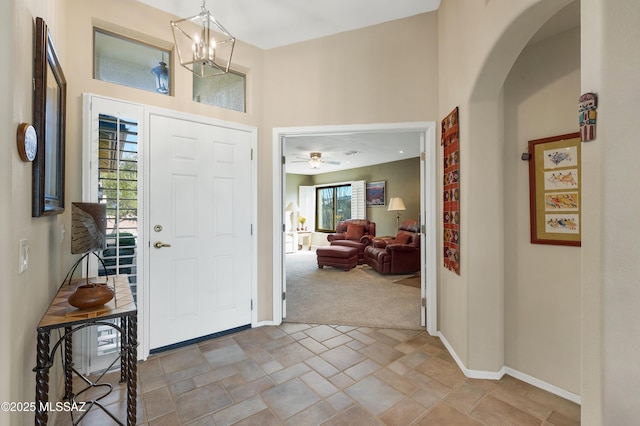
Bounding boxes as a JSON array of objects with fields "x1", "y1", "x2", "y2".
[{"x1": 154, "y1": 241, "x2": 172, "y2": 249}]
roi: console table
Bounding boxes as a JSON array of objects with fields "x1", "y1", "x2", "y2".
[{"x1": 34, "y1": 275, "x2": 137, "y2": 425}]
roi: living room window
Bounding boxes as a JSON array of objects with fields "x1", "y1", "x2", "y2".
[{"x1": 316, "y1": 184, "x2": 352, "y2": 232}]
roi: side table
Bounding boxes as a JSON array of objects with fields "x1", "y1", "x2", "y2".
[
  {"x1": 297, "y1": 231, "x2": 312, "y2": 250},
  {"x1": 33, "y1": 275, "x2": 137, "y2": 425}
]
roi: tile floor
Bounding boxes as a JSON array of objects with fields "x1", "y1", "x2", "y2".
[{"x1": 54, "y1": 323, "x2": 580, "y2": 425}]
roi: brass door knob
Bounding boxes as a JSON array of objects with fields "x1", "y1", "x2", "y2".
[{"x1": 154, "y1": 241, "x2": 171, "y2": 249}]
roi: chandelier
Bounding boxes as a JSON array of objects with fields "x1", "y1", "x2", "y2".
[{"x1": 171, "y1": 1, "x2": 235, "y2": 77}]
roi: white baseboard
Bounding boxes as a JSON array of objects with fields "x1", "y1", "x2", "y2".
[
  {"x1": 504, "y1": 367, "x2": 581, "y2": 404},
  {"x1": 254, "y1": 319, "x2": 280, "y2": 327},
  {"x1": 437, "y1": 332, "x2": 581, "y2": 405}
]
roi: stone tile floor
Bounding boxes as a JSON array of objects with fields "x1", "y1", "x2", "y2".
[{"x1": 54, "y1": 323, "x2": 580, "y2": 425}]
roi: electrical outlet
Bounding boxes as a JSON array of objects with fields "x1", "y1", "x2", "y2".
[{"x1": 19, "y1": 239, "x2": 29, "y2": 274}]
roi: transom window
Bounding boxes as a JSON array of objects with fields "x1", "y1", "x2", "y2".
[
  {"x1": 94, "y1": 29, "x2": 171, "y2": 95},
  {"x1": 193, "y1": 70, "x2": 246, "y2": 112}
]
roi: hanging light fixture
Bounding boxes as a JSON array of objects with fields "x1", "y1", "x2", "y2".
[
  {"x1": 171, "y1": 0, "x2": 235, "y2": 78},
  {"x1": 308, "y1": 152, "x2": 323, "y2": 169},
  {"x1": 151, "y1": 53, "x2": 169, "y2": 94}
]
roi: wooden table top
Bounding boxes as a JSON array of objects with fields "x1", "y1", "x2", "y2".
[{"x1": 37, "y1": 275, "x2": 136, "y2": 331}]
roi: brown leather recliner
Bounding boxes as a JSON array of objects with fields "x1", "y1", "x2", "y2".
[
  {"x1": 364, "y1": 219, "x2": 421, "y2": 274},
  {"x1": 327, "y1": 219, "x2": 376, "y2": 264}
]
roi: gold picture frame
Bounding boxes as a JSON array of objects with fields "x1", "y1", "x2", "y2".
[{"x1": 528, "y1": 132, "x2": 581, "y2": 246}]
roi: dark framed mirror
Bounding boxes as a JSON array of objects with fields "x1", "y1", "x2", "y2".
[{"x1": 33, "y1": 17, "x2": 66, "y2": 216}]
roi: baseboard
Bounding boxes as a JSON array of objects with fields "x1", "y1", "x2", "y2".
[
  {"x1": 254, "y1": 319, "x2": 281, "y2": 327},
  {"x1": 437, "y1": 332, "x2": 581, "y2": 405},
  {"x1": 504, "y1": 367, "x2": 581, "y2": 405},
  {"x1": 437, "y1": 332, "x2": 505, "y2": 380}
]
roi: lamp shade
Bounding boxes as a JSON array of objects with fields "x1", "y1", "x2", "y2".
[
  {"x1": 387, "y1": 197, "x2": 406, "y2": 212},
  {"x1": 286, "y1": 202, "x2": 299, "y2": 212},
  {"x1": 71, "y1": 203, "x2": 107, "y2": 255}
]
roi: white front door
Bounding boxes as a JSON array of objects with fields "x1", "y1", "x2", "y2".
[{"x1": 149, "y1": 115, "x2": 253, "y2": 350}]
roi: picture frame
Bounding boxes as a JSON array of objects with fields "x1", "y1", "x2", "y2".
[
  {"x1": 528, "y1": 132, "x2": 581, "y2": 246},
  {"x1": 366, "y1": 181, "x2": 386, "y2": 207},
  {"x1": 33, "y1": 17, "x2": 67, "y2": 216}
]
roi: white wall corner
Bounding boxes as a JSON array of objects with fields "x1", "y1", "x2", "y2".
[{"x1": 438, "y1": 332, "x2": 581, "y2": 405}]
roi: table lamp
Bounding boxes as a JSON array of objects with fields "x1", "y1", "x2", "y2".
[{"x1": 65, "y1": 202, "x2": 114, "y2": 309}]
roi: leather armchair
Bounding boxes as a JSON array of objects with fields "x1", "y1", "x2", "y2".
[
  {"x1": 364, "y1": 219, "x2": 421, "y2": 274},
  {"x1": 327, "y1": 219, "x2": 376, "y2": 264}
]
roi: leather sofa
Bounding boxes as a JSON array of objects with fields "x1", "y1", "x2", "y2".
[
  {"x1": 327, "y1": 219, "x2": 376, "y2": 264},
  {"x1": 364, "y1": 219, "x2": 421, "y2": 274}
]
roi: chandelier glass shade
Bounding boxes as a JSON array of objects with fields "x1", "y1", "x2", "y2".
[{"x1": 171, "y1": 2, "x2": 235, "y2": 77}]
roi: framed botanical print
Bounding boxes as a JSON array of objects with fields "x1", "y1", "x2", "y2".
[{"x1": 528, "y1": 132, "x2": 581, "y2": 246}]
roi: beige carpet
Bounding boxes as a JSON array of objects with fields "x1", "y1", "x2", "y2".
[{"x1": 284, "y1": 250, "x2": 423, "y2": 330}]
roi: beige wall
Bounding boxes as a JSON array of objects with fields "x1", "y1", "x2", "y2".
[
  {"x1": 436, "y1": 0, "x2": 575, "y2": 374},
  {"x1": 262, "y1": 12, "x2": 439, "y2": 317},
  {"x1": 583, "y1": 0, "x2": 640, "y2": 422},
  {"x1": 503, "y1": 27, "x2": 581, "y2": 394},
  {"x1": 3, "y1": 1, "x2": 68, "y2": 424},
  {"x1": 0, "y1": 0, "x2": 13, "y2": 411},
  {"x1": 263, "y1": 13, "x2": 439, "y2": 129}
]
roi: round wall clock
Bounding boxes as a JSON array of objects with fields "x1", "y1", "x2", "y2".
[{"x1": 17, "y1": 122, "x2": 38, "y2": 162}]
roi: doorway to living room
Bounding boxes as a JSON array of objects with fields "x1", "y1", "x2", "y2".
[{"x1": 272, "y1": 122, "x2": 437, "y2": 335}]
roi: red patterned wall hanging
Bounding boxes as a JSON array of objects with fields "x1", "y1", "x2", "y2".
[{"x1": 442, "y1": 107, "x2": 460, "y2": 275}]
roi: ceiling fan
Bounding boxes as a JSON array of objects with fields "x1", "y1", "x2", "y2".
[{"x1": 291, "y1": 152, "x2": 341, "y2": 168}]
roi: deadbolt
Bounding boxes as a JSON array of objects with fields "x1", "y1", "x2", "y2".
[{"x1": 154, "y1": 224, "x2": 163, "y2": 232}]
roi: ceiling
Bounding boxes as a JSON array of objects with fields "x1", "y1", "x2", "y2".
[
  {"x1": 284, "y1": 131, "x2": 422, "y2": 176},
  {"x1": 137, "y1": 0, "x2": 441, "y2": 50}
]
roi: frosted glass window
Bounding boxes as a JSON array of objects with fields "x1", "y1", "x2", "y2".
[
  {"x1": 94, "y1": 29, "x2": 171, "y2": 95},
  {"x1": 193, "y1": 70, "x2": 246, "y2": 112}
]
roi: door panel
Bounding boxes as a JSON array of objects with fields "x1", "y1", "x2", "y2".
[{"x1": 149, "y1": 115, "x2": 252, "y2": 349}]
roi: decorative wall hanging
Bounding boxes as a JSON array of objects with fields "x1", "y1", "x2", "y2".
[
  {"x1": 366, "y1": 181, "x2": 386, "y2": 207},
  {"x1": 442, "y1": 107, "x2": 460, "y2": 275},
  {"x1": 33, "y1": 17, "x2": 67, "y2": 216},
  {"x1": 528, "y1": 132, "x2": 581, "y2": 246},
  {"x1": 578, "y1": 92, "x2": 598, "y2": 142}
]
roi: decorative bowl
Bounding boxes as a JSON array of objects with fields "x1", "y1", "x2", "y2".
[{"x1": 68, "y1": 283, "x2": 115, "y2": 309}]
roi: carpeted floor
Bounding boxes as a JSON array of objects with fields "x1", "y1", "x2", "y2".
[{"x1": 284, "y1": 249, "x2": 423, "y2": 330}]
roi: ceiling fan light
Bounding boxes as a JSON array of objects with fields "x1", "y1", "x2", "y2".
[{"x1": 308, "y1": 152, "x2": 323, "y2": 168}]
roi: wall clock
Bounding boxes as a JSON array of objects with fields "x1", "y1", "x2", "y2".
[{"x1": 17, "y1": 122, "x2": 38, "y2": 162}]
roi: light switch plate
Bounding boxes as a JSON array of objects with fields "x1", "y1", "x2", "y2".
[{"x1": 19, "y1": 239, "x2": 29, "y2": 274}]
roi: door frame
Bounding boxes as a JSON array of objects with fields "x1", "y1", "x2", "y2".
[
  {"x1": 141, "y1": 106, "x2": 258, "y2": 360},
  {"x1": 272, "y1": 122, "x2": 438, "y2": 335}
]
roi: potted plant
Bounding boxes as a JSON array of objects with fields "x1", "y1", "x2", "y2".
[{"x1": 297, "y1": 215, "x2": 307, "y2": 231}]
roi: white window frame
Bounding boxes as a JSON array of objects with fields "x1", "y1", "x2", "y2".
[{"x1": 80, "y1": 94, "x2": 145, "y2": 373}]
